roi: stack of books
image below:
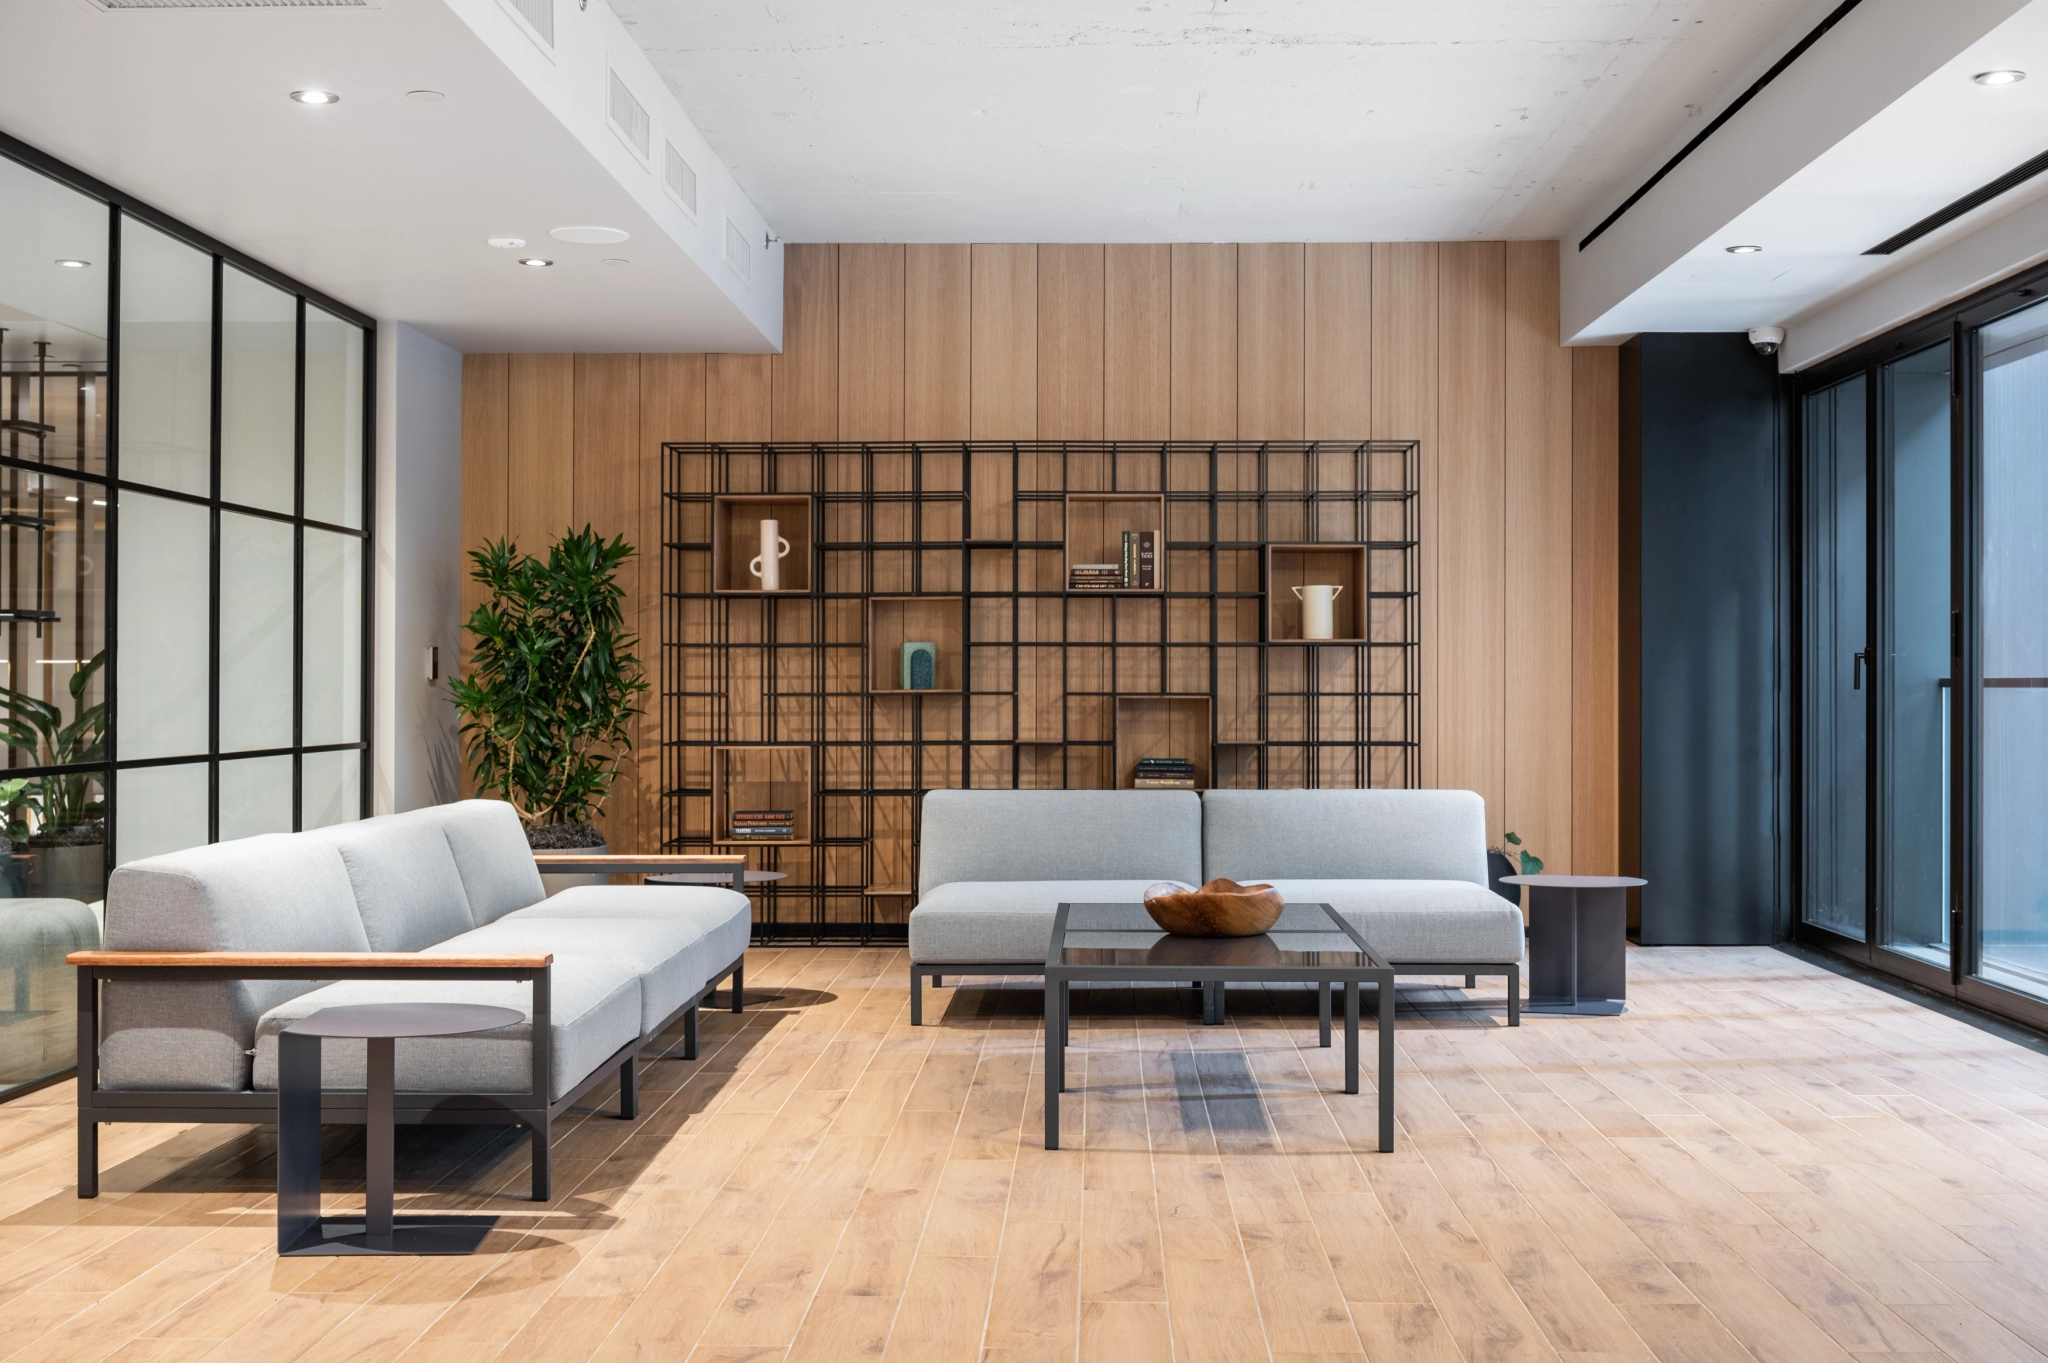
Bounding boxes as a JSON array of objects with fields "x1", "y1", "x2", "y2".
[
  {"x1": 1133, "y1": 757, "x2": 1196, "y2": 789},
  {"x1": 729, "y1": 809, "x2": 795, "y2": 839},
  {"x1": 1068, "y1": 563, "x2": 1123, "y2": 591},
  {"x1": 1068, "y1": 530, "x2": 1157, "y2": 591}
]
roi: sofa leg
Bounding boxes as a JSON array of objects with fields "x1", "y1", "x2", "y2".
[
  {"x1": 530, "y1": 1118, "x2": 552, "y2": 1202},
  {"x1": 932, "y1": 974, "x2": 942, "y2": 988},
  {"x1": 619, "y1": 1056, "x2": 639, "y2": 1119},
  {"x1": 730, "y1": 961, "x2": 744, "y2": 1013},
  {"x1": 683, "y1": 1005, "x2": 699, "y2": 1060},
  {"x1": 1319, "y1": 982, "x2": 1333, "y2": 1048},
  {"x1": 1507, "y1": 964, "x2": 1520, "y2": 1027},
  {"x1": 1465, "y1": 974, "x2": 1477, "y2": 990},
  {"x1": 77, "y1": 1118, "x2": 97, "y2": 1199},
  {"x1": 910, "y1": 967, "x2": 923, "y2": 1026}
]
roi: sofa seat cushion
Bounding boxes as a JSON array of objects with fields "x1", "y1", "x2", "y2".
[
  {"x1": 909, "y1": 881, "x2": 1168, "y2": 963},
  {"x1": 434, "y1": 915, "x2": 719, "y2": 1035},
  {"x1": 508, "y1": 885, "x2": 750, "y2": 980},
  {"x1": 252, "y1": 947, "x2": 642, "y2": 1101},
  {"x1": 1254, "y1": 880, "x2": 1524, "y2": 964}
]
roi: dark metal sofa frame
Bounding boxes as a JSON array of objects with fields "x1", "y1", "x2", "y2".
[{"x1": 71, "y1": 949, "x2": 746, "y2": 1202}]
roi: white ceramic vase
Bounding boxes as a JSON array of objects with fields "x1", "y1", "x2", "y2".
[
  {"x1": 1292, "y1": 583, "x2": 1343, "y2": 640},
  {"x1": 749, "y1": 518, "x2": 792, "y2": 591}
]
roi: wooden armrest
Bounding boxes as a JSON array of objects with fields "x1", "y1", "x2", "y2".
[
  {"x1": 532, "y1": 853, "x2": 744, "y2": 867},
  {"x1": 67, "y1": 950, "x2": 553, "y2": 969}
]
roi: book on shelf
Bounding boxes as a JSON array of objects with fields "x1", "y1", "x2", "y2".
[
  {"x1": 1121, "y1": 531, "x2": 1133, "y2": 589},
  {"x1": 732, "y1": 809, "x2": 793, "y2": 819},
  {"x1": 1136, "y1": 529, "x2": 1155, "y2": 589},
  {"x1": 1133, "y1": 777, "x2": 1196, "y2": 789},
  {"x1": 1136, "y1": 758, "x2": 1193, "y2": 773}
]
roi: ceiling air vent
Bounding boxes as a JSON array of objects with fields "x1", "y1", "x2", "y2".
[
  {"x1": 88, "y1": 0, "x2": 371, "y2": 8},
  {"x1": 724, "y1": 219, "x2": 752, "y2": 282},
  {"x1": 607, "y1": 70, "x2": 650, "y2": 161},
  {"x1": 506, "y1": 0, "x2": 552, "y2": 46},
  {"x1": 663, "y1": 142, "x2": 699, "y2": 216}
]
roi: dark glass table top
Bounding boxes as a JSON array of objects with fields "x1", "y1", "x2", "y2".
[{"x1": 1053, "y1": 902, "x2": 1388, "y2": 971}]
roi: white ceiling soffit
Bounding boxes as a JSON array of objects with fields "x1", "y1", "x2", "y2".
[
  {"x1": 1562, "y1": 0, "x2": 2044, "y2": 354},
  {"x1": 613, "y1": 0, "x2": 1818, "y2": 244},
  {"x1": 0, "y1": 0, "x2": 779, "y2": 352}
]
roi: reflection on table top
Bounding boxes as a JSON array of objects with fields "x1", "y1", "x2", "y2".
[{"x1": 1053, "y1": 902, "x2": 1387, "y2": 971}]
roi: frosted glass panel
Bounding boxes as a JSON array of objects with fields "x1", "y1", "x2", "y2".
[
  {"x1": 220, "y1": 512, "x2": 293, "y2": 753},
  {"x1": 304, "y1": 307, "x2": 362, "y2": 529},
  {"x1": 118, "y1": 221, "x2": 210, "y2": 495},
  {"x1": 220, "y1": 267, "x2": 295, "y2": 514},
  {"x1": 117, "y1": 492, "x2": 208, "y2": 760},
  {"x1": 219, "y1": 754, "x2": 292, "y2": 841},
  {"x1": 302, "y1": 748, "x2": 359, "y2": 829},
  {"x1": 116, "y1": 761, "x2": 208, "y2": 866},
  {"x1": 1, "y1": 156, "x2": 108, "y2": 482},
  {"x1": 303, "y1": 528, "x2": 361, "y2": 745}
]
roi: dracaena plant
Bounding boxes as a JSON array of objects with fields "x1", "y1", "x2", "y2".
[
  {"x1": 448, "y1": 528, "x2": 647, "y2": 832},
  {"x1": 0, "y1": 650, "x2": 107, "y2": 838}
]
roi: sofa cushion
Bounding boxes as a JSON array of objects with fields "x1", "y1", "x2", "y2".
[
  {"x1": 508, "y1": 885, "x2": 751, "y2": 980},
  {"x1": 1202, "y1": 789, "x2": 1489, "y2": 886},
  {"x1": 413, "y1": 800, "x2": 545, "y2": 924},
  {"x1": 100, "y1": 834, "x2": 370, "y2": 1091},
  {"x1": 909, "y1": 880, "x2": 1170, "y2": 963},
  {"x1": 434, "y1": 914, "x2": 715, "y2": 1034},
  {"x1": 307, "y1": 813, "x2": 475, "y2": 952},
  {"x1": 1257, "y1": 880, "x2": 1524, "y2": 963},
  {"x1": 918, "y1": 790, "x2": 1202, "y2": 897},
  {"x1": 251, "y1": 952, "x2": 641, "y2": 1101}
]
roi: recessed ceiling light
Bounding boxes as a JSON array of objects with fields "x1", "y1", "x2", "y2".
[
  {"x1": 600, "y1": 257, "x2": 630, "y2": 266},
  {"x1": 518, "y1": 257, "x2": 554, "y2": 268},
  {"x1": 54, "y1": 259, "x2": 90, "y2": 269},
  {"x1": 1725, "y1": 244, "x2": 1764, "y2": 254},
  {"x1": 487, "y1": 236, "x2": 526, "y2": 249},
  {"x1": 290, "y1": 89, "x2": 340, "y2": 105},
  {"x1": 405, "y1": 90, "x2": 446, "y2": 102},
  {"x1": 1975, "y1": 69, "x2": 2027, "y2": 86},
  {"x1": 550, "y1": 226, "x2": 630, "y2": 245}
]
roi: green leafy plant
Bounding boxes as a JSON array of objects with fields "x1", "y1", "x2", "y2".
[
  {"x1": 1500, "y1": 830, "x2": 1544, "y2": 876},
  {"x1": 0, "y1": 650, "x2": 106, "y2": 839},
  {"x1": 448, "y1": 528, "x2": 647, "y2": 835}
]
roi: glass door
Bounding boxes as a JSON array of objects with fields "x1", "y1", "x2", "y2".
[{"x1": 1802, "y1": 374, "x2": 1868, "y2": 941}]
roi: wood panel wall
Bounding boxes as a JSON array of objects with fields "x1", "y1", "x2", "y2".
[{"x1": 461, "y1": 241, "x2": 1621, "y2": 877}]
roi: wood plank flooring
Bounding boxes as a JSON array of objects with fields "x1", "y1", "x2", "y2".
[{"x1": 5, "y1": 946, "x2": 2048, "y2": 1361}]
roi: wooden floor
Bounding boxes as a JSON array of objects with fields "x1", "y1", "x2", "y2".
[{"x1": 7, "y1": 946, "x2": 2048, "y2": 1362}]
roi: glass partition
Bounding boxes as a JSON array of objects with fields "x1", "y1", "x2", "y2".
[{"x1": 1801, "y1": 374, "x2": 1868, "y2": 940}]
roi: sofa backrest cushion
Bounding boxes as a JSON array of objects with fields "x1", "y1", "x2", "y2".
[
  {"x1": 308, "y1": 812, "x2": 477, "y2": 952},
  {"x1": 413, "y1": 800, "x2": 545, "y2": 924},
  {"x1": 918, "y1": 790, "x2": 1202, "y2": 897},
  {"x1": 1201, "y1": 789, "x2": 1488, "y2": 886}
]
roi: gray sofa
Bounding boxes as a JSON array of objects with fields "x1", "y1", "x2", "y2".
[
  {"x1": 73, "y1": 799, "x2": 749, "y2": 1200},
  {"x1": 907, "y1": 787, "x2": 1522, "y2": 1025}
]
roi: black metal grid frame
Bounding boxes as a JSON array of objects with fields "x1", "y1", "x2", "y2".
[{"x1": 661, "y1": 439, "x2": 1422, "y2": 946}]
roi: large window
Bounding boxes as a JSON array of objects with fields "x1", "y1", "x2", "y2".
[{"x1": 0, "y1": 136, "x2": 371, "y2": 1097}]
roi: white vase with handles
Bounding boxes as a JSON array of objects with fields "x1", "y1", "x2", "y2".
[
  {"x1": 1292, "y1": 583, "x2": 1343, "y2": 640},
  {"x1": 750, "y1": 518, "x2": 791, "y2": 591}
]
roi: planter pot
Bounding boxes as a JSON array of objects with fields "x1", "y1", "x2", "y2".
[
  {"x1": 25, "y1": 842, "x2": 106, "y2": 905},
  {"x1": 538, "y1": 839, "x2": 609, "y2": 899},
  {"x1": 1487, "y1": 850, "x2": 1522, "y2": 907}
]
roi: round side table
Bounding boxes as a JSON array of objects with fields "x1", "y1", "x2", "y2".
[
  {"x1": 1501, "y1": 875, "x2": 1647, "y2": 1016},
  {"x1": 647, "y1": 870, "x2": 788, "y2": 886},
  {"x1": 278, "y1": 1002, "x2": 522, "y2": 1256}
]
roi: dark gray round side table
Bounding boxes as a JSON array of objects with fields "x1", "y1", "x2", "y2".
[
  {"x1": 1502, "y1": 875, "x2": 1647, "y2": 1016},
  {"x1": 278, "y1": 1002, "x2": 522, "y2": 1256}
]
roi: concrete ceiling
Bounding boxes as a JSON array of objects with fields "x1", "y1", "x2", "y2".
[{"x1": 615, "y1": 0, "x2": 1816, "y2": 243}]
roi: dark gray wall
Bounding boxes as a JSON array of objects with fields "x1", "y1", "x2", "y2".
[{"x1": 1623, "y1": 334, "x2": 1789, "y2": 945}]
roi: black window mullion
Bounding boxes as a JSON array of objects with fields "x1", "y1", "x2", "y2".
[
  {"x1": 207, "y1": 254, "x2": 222, "y2": 844},
  {"x1": 292, "y1": 297, "x2": 305, "y2": 832}
]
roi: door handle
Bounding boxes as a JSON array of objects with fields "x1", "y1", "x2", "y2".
[{"x1": 1853, "y1": 650, "x2": 1871, "y2": 690}]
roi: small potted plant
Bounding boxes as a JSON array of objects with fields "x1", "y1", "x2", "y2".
[
  {"x1": 0, "y1": 651, "x2": 107, "y2": 902},
  {"x1": 1487, "y1": 830, "x2": 1543, "y2": 905},
  {"x1": 448, "y1": 528, "x2": 647, "y2": 857}
]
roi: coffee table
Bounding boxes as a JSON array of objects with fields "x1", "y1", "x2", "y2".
[
  {"x1": 277, "y1": 1002, "x2": 523, "y2": 1256},
  {"x1": 1043, "y1": 902, "x2": 1397, "y2": 1153},
  {"x1": 1502, "y1": 874, "x2": 1647, "y2": 1015}
]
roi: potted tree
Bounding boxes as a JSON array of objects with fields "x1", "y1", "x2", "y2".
[
  {"x1": 448, "y1": 528, "x2": 647, "y2": 862},
  {"x1": 0, "y1": 651, "x2": 107, "y2": 903}
]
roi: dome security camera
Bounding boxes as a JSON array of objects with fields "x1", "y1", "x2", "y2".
[{"x1": 1749, "y1": 326, "x2": 1786, "y2": 357}]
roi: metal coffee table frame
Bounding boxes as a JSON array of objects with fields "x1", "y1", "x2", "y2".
[{"x1": 1042, "y1": 902, "x2": 1397, "y2": 1153}]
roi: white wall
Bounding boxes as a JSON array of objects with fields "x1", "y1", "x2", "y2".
[{"x1": 373, "y1": 322, "x2": 463, "y2": 814}]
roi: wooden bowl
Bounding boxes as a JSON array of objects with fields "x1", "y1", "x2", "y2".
[{"x1": 1142, "y1": 878, "x2": 1284, "y2": 937}]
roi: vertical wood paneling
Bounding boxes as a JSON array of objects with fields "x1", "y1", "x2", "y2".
[
  {"x1": 506, "y1": 353, "x2": 574, "y2": 555},
  {"x1": 1435, "y1": 242, "x2": 1506, "y2": 844},
  {"x1": 1371, "y1": 244, "x2": 1439, "y2": 787},
  {"x1": 572, "y1": 354, "x2": 643, "y2": 850},
  {"x1": 1572, "y1": 345, "x2": 1621, "y2": 874},
  {"x1": 639, "y1": 354, "x2": 705, "y2": 853},
  {"x1": 905, "y1": 245, "x2": 971, "y2": 438},
  {"x1": 706, "y1": 355, "x2": 771, "y2": 442},
  {"x1": 1171, "y1": 245, "x2": 1238, "y2": 439},
  {"x1": 771, "y1": 244, "x2": 839, "y2": 442},
  {"x1": 457, "y1": 354, "x2": 509, "y2": 799},
  {"x1": 838, "y1": 244, "x2": 905, "y2": 441},
  {"x1": 1104, "y1": 245, "x2": 1170, "y2": 439},
  {"x1": 1037, "y1": 245, "x2": 1105, "y2": 440},
  {"x1": 969, "y1": 244, "x2": 1037, "y2": 438},
  {"x1": 1503, "y1": 241, "x2": 1574, "y2": 873},
  {"x1": 1237, "y1": 243, "x2": 1304, "y2": 440},
  {"x1": 1305, "y1": 245, "x2": 1372, "y2": 439}
]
